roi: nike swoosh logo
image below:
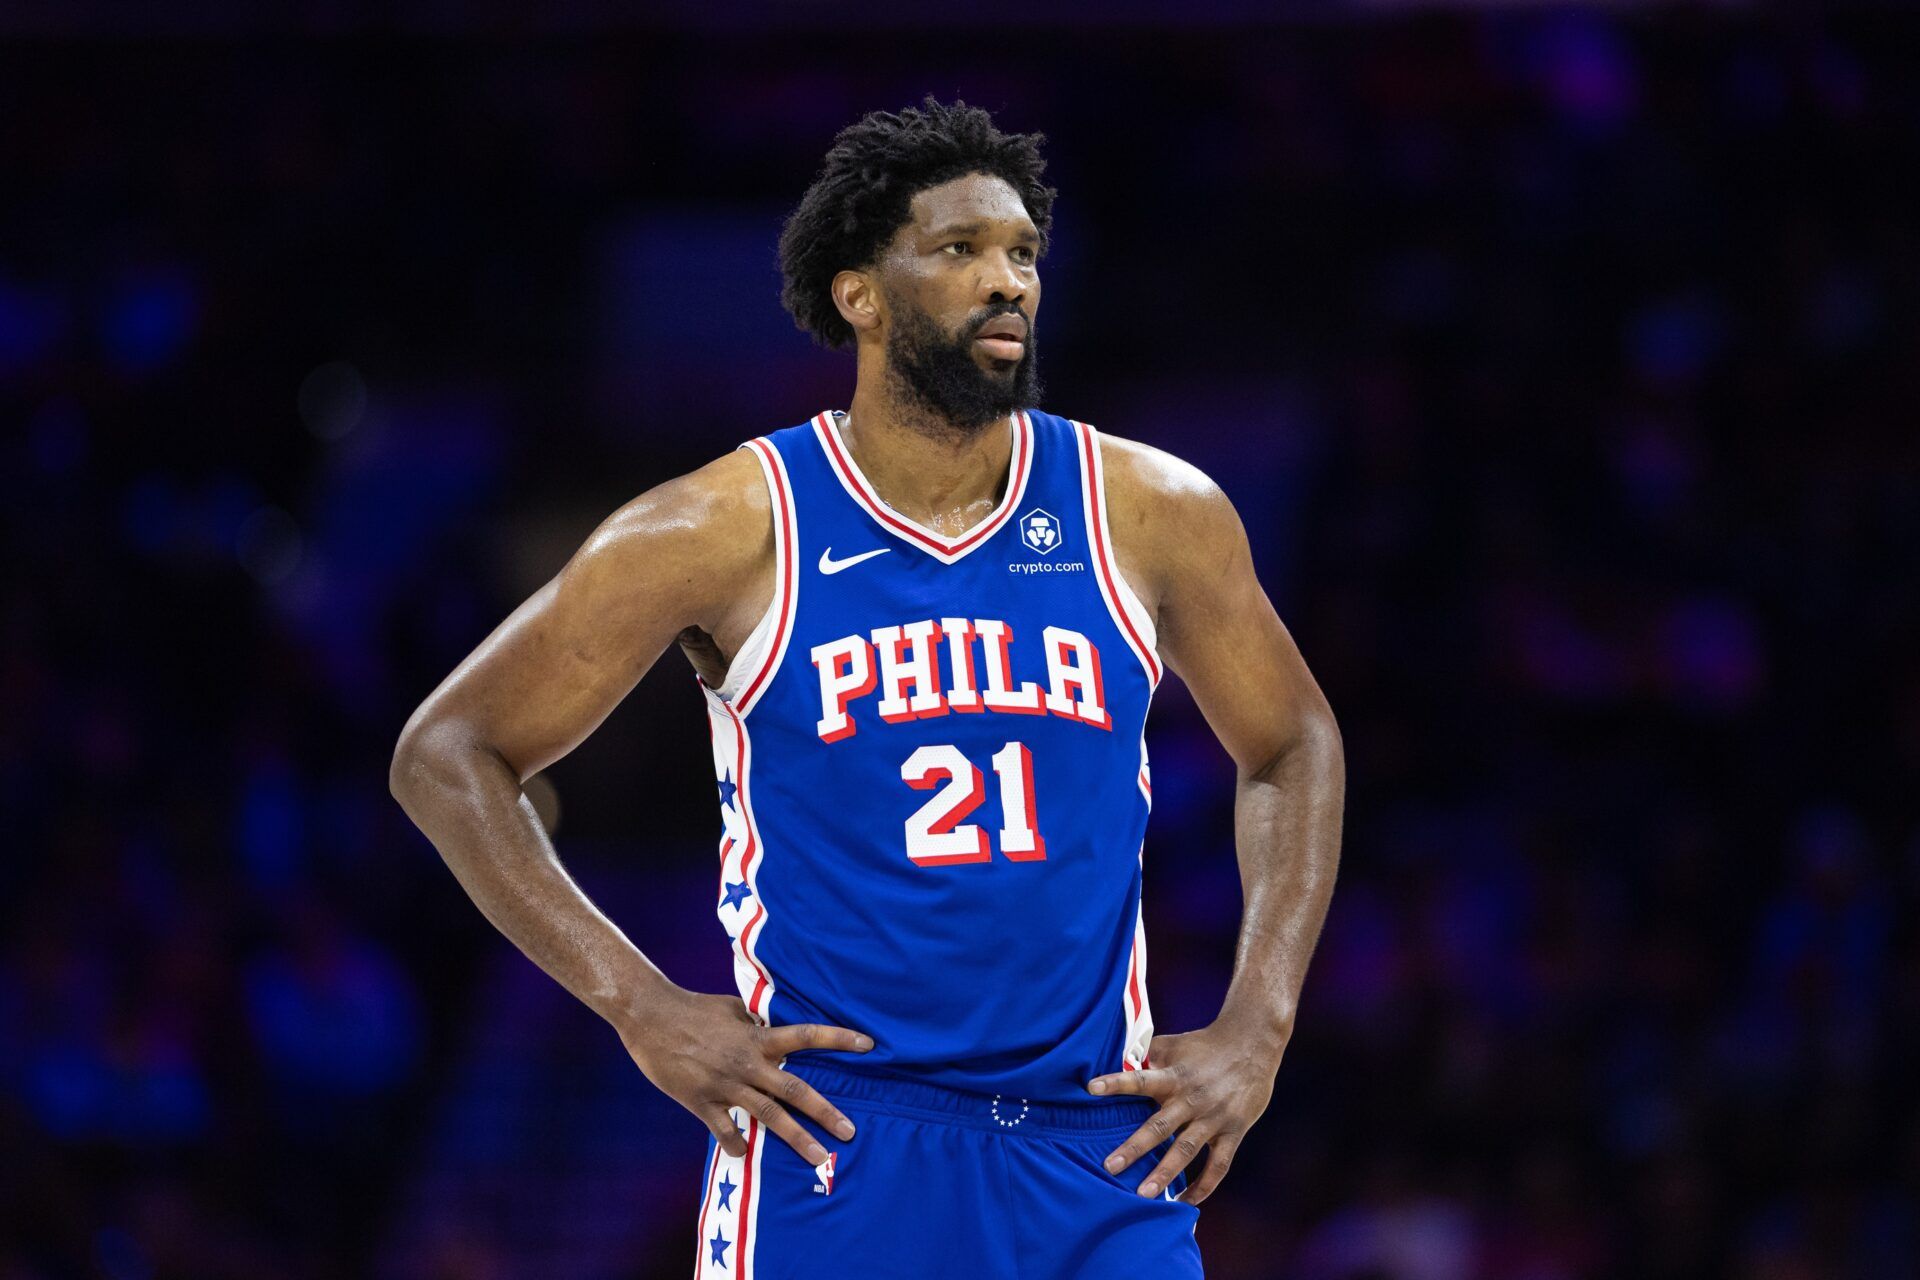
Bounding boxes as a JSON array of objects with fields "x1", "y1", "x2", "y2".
[{"x1": 819, "y1": 546, "x2": 891, "y2": 575}]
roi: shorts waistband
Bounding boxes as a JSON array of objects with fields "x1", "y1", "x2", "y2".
[{"x1": 779, "y1": 1057, "x2": 1155, "y2": 1140}]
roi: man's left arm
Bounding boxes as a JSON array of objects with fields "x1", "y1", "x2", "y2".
[{"x1": 1083, "y1": 435, "x2": 1346, "y2": 1206}]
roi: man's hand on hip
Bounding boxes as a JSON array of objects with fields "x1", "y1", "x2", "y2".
[{"x1": 620, "y1": 985, "x2": 876, "y2": 1167}]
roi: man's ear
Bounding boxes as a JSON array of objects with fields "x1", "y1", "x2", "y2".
[{"x1": 832, "y1": 269, "x2": 882, "y2": 339}]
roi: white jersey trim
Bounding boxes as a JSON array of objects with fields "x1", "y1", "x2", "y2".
[
  {"x1": 713, "y1": 599, "x2": 774, "y2": 703},
  {"x1": 705, "y1": 689, "x2": 780, "y2": 1027},
  {"x1": 1122, "y1": 846, "x2": 1155, "y2": 1073},
  {"x1": 813, "y1": 409, "x2": 1035, "y2": 565},
  {"x1": 712, "y1": 437, "x2": 799, "y2": 718},
  {"x1": 1070, "y1": 418, "x2": 1162, "y2": 686},
  {"x1": 703, "y1": 695, "x2": 775, "y2": 1278}
]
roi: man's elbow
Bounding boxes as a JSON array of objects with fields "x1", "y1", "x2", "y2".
[
  {"x1": 1251, "y1": 698, "x2": 1343, "y2": 784},
  {"x1": 388, "y1": 724, "x2": 429, "y2": 812},
  {"x1": 1305, "y1": 699, "x2": 1343, "y2": 770},
  {"x1": 388, "y1": 712, "x2": 461, "y2": 811}
]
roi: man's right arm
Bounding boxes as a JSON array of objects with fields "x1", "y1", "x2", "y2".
[{"x1": 388, "y1": 448, "x2": 869, "y2": 1164}]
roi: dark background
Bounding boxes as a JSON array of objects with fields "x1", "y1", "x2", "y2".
[{"x1": 4, "y1": 7, "x2": 1917, "y2": 1278}]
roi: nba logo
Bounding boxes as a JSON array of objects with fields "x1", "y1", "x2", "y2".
[
  {"x1": 1020, "y1": 508, "x2": 1061, "y2": 555},
  {"x1": 813, "y1": 1150, "x2": 837, "y2": 1195}
]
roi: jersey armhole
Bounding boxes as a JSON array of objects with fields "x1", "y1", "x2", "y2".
[
  {"x1": 1070, "y1": 419, "x2": 1163, "y2": 686},
  {"x1": 711, "y1": 438, "x2": 800, "y2": 715},
  {"x1": 712, "y1": 594, "x2": 775, "y2": 702}
]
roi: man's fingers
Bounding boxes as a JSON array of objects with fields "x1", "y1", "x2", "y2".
[
  {"x1": 1098, "y1": 1099, "x2": 1192, "y2": 1177},
  {"x1": 1133, "y1": 1122, "x2": 1216, "y2": 1199},
  {"x1": 760, "y1": 1066, "x2": 858, "y2": 1141},
  {"x1": 734, "y1": 1088, "x2": 833, "y2": 1167},
  {"x1": 1177, "y1": 1132, "x2": 1241, "y2": 1206},
  {"x1": 762, "y1": 1022, "x2": 876, "y2": 1057},
  {"x1": 1086, "y1": 1067, "x2": 1176, "y2": 1099},
  {"x1": 701, "y1": 1105, "x2": 748, "y2": 1159}
]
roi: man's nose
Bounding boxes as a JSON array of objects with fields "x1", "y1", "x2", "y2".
[{"x1": 978, "y1": 249, "x2": 1029, "y2": 304}]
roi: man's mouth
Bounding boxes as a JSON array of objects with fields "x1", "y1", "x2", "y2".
[{"x1": 973, "y1": 314, "x2": 1028, "y2": 361}]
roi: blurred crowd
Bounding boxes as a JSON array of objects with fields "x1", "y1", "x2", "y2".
[{"x1": 3, "y1": 11, "x2": 1916, "y2": 1279}]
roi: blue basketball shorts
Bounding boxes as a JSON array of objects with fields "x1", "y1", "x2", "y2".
[{"x1": 690, "y1": 1057, "x2": 1204, "y2": 1278}]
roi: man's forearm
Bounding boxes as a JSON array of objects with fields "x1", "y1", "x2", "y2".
[
  {"x1": 390, "y1": 725, "x2": 676, "y2": 1025},
  {"x1": 1215, "y1": 711, "x2": 1345, "y2": 1054}
]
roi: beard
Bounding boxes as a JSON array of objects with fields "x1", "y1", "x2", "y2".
[{"x1": 882, "y1": 298, "x2": 1043, "y2": 441}]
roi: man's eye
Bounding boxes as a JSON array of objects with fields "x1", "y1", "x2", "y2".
[{"x1": 944, "y1": 241, "x2": 971, "y2": 255}]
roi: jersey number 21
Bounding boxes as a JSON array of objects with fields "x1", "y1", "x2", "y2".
[{"x1": 899, "y1": 742, "x2": 1045, "y2": 866}]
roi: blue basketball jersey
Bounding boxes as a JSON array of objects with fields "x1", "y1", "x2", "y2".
[{"x1": 701, "y1": 407, "x2": 1163, "y2": 1104}]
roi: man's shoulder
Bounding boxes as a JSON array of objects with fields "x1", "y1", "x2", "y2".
[
  {"x1": 574, "y1": 446, "x2": 774, "y2": 614},
  {"x1": 1075, "y1": 423, "x2": 1226, "y2": 520},
  {"x1": 1068, "y1": 421, "x2": 1241, "y2": 598},
  {"x1": 592, "y1": 406, "x2": 834, "y2": 579},
  {"x1": 602, "y1": 446, "x2": 770, "y2": 546}
]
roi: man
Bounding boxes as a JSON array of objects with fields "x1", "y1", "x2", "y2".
[{"x1": 390, "y1": 96, "x2": 1343, "y2": 1277}]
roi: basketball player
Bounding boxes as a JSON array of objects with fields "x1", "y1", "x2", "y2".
[{"x1": 391, "y1": 97, "x2": 1343, "y2": 1276}]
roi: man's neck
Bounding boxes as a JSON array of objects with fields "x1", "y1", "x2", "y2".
[{"x1": 839, "y1": 381, "x2": 1016, "y2": 539}]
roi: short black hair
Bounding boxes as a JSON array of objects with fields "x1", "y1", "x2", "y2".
[{"x1": 778, "y1": 95, "x2": 1057, "y2": 350}]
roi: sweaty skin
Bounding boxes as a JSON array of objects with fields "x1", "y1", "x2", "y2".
[{"x1": 390, "y1": 173, "x2": 1344, "y2": 1202}]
